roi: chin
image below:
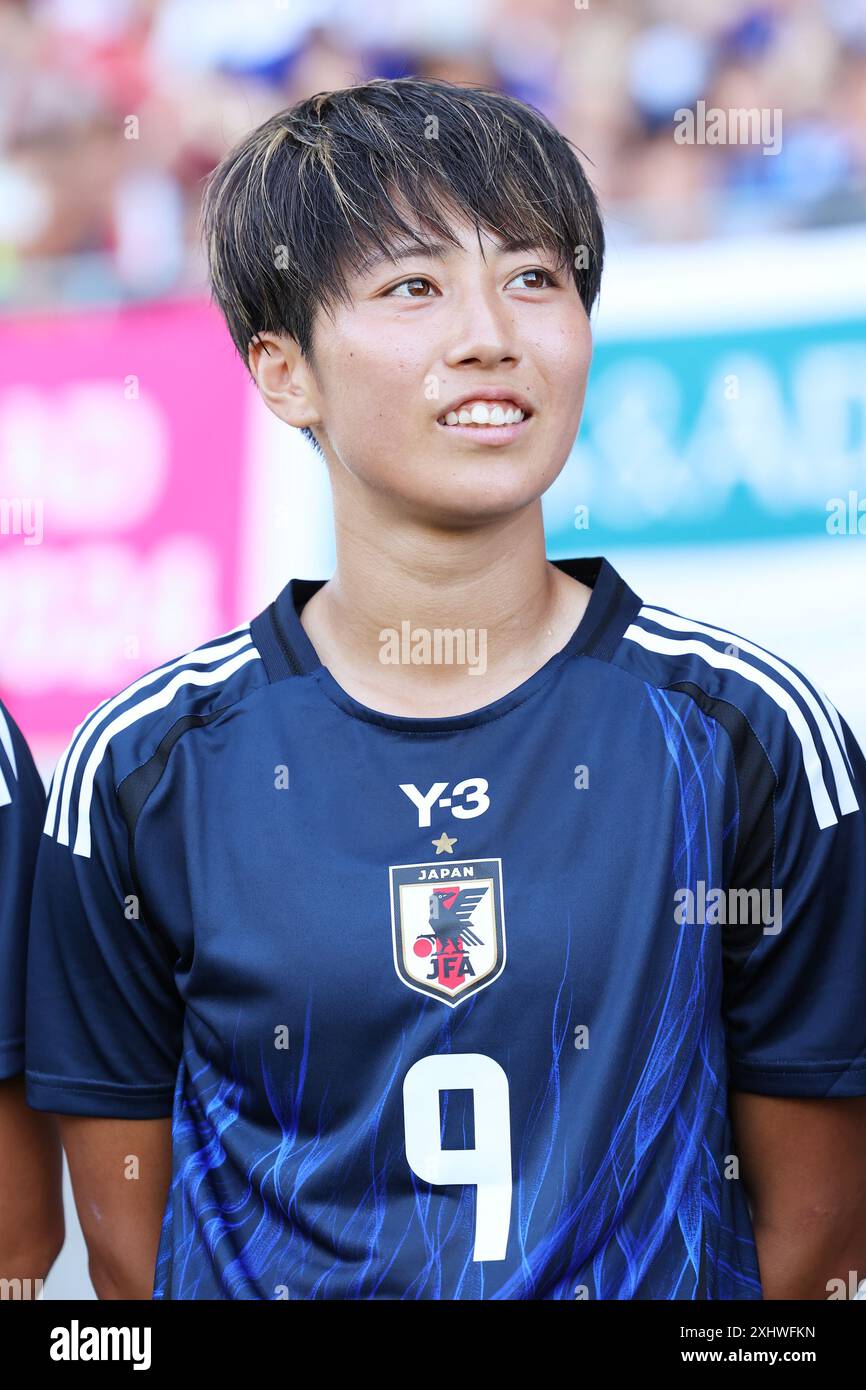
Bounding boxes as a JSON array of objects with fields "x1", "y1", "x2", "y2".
[{"x1": 409, "y1": 481, "x2": 544, "y2": 528}]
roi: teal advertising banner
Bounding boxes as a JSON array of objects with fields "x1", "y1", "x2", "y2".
[{"x1": 544, "y1": 315, "x2": 866, "y2": 551}]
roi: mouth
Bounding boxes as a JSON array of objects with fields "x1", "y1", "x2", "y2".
[{"x1": 436, "y1": 398, "x2": 534, "y2": 446}]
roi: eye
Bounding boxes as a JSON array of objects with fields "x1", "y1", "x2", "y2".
[
  {"x1": 385, "y1": 276, "x2": 437, "y2": 298},
  {"x1": 507, "y1": 267, "x2": 558, "y2": 290}
]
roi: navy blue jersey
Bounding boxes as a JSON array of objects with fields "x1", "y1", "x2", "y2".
[
  {"x1": 0, "y1": 699, "x2": 46, "y2": 1078},
  {"x1": 25, "y1": 556, "x2": 866, "y2": 1299}
]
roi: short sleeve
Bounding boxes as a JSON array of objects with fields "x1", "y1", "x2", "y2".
[
  {"x1": 25, "y1": 730, "x2": 184, "y2": 1117},
  {"x1": 723, "y1": 702, "x2": 866, "y2": 1098},
  {"x1": 0, "y1": 701, "x2": 46, "y2": 1079}
]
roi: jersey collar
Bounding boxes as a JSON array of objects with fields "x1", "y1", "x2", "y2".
[{"x1": 252, "y1": 555, "x2": 642, "y2": 687}]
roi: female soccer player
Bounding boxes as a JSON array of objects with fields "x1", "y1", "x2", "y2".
[{"x1": 25, "y1": 78, "x2": 866, "y2": 1300}]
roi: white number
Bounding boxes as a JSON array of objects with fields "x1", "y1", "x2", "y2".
[
  {"x1": 450, "y1": 777, "x2": 490, "y2": 819},
  {"x1": 402, "y1": 1052, "x2": 512, "y2": 1261}
]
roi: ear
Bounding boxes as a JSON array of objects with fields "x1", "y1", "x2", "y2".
[{"x1": 248, "y1": 332, "x2": 322, "y2": 431}]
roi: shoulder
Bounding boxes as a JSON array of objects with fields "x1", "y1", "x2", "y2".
[
  {"x1": 0, "y1": 697, "x2": 22, "y2": 786},
  {"x1": 43, "y1": 619, "x2": 269, "y2": 857},
  {"x1": 0, "y1": 696, "x2": 29, "y2": 773},
  {"x1": 0, "y1": 696, "x2": 44, "y2": 815},
  {"x1": 610, "y1": 598, "x2": 860, "y2": 832}
]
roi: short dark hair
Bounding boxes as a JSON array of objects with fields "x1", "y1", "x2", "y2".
[{"x1": 200, "y1": 76, "x2": 605, "y2": 454}]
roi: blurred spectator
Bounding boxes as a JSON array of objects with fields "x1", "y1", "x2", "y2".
[{"x1": 0, "y1": 0, "x2": 865, "y2": 306}]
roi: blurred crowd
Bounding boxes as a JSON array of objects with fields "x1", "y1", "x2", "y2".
[{"x1": 1, "y1": 0, "x2": 866, "y2": 307}]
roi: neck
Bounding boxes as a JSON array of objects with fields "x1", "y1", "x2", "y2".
[{"x1": 299, "y1": 497, "x2": 591, "y2": 717}]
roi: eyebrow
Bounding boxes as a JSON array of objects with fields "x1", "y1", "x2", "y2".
[{"x1": 355, "y1": 235, "x2": 556, "y2": 278}]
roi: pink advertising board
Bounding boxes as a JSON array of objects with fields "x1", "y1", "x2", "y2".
[{"x1": 0, "y1": 298, "x2": 249, "y2": 768}]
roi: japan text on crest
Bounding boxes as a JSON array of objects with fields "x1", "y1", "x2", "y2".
[{"x1": 389, "y1": 859, "x2": 506, "y2": 1006}]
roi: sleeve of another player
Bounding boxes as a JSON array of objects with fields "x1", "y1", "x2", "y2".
[
  {"x1": 0, "y1": 702, "x2": 47, "y2": 1079},
  {"x1": 25, "y1": 738, "x2": 184, "y2": 1118},
  {"x1": 723, "y1": 701, "x2": 866, "y2": 1098}
]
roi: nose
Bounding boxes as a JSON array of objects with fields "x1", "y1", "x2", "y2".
[{"x1": 441, "y1": 286, "x2": 521, "y2": 370}]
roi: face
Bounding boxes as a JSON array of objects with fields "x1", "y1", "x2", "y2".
[{"x1": 251, "y1": 211, "x2": 593, "y2": 528}]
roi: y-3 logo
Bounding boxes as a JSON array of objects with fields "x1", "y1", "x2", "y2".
[{"x1": 399, "y1": 780, "x2": 490, "y2": 827}]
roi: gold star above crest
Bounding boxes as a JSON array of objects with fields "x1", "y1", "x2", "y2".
[{"x1": 432, "y1": 832, "x2": 457, "y2": 855}]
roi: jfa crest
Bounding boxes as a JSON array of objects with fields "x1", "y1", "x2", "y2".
[{"x1": 389, "y1": 859, "x2": 506, "y2": 1006}]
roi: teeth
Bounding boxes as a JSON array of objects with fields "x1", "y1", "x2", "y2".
[{"x1": 442, "y1": 400, "x2": 526, "y2": 427}]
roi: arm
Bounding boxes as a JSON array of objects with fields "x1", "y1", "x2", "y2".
[
  {"x1": 730, "y1": 1090, "x2": 866, "y2": 1300},
  {"x1": 0, "y1": 1075, "x2": 64, "y2": 1286},
  {"x1": 58, "y1": 1115, "x2": 172, "y2": 1300}
]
